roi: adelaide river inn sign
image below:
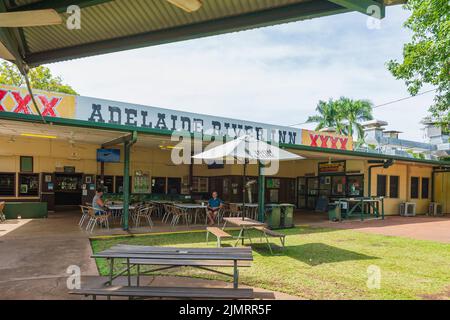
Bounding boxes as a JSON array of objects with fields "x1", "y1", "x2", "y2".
[{"x1": 0, "y1": 85, "x2": 353, "y2": 151}]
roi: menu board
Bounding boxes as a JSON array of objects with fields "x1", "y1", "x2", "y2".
[{"x1": 318, "y1": 161, "x2": 346, "y2": 175}]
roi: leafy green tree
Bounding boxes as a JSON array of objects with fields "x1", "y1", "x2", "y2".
[
  {"x1": 387, "y1": 0, "x2": 449, "y2": 126},
  {"x1": 307, "y1": 97, "x2": 373, "y2": 140},
  {"x1": 0, "y1": 61, "x2": 78, "y2": 95}
]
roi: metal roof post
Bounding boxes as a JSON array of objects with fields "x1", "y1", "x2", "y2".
[{"x1": 122, "y1": 131, "x2": 137, "y2": 231}]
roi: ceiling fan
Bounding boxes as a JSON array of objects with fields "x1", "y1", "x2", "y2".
[{"x1": 0, "y1": 0, "x2": 202, "y2": 28}]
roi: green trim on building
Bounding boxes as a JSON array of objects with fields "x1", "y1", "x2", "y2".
[{"x1": 281, "y1": 143, "x2": 450, "y2": 167}]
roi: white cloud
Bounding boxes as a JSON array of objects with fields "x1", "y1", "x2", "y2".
[{"x1": 47, "y1": 5, "x2": 433, "y2": 142}]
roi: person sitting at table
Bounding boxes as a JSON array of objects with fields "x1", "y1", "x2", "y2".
[
  {"x1": 92, "y1": 187, "x2": 105, "y2": 215},
  {"x1": 207, "y1": 191, "x2": 223, "y2": 225}
]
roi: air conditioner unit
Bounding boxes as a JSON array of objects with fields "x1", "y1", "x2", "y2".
[
  {"x1": 400, "y1": 202, "x2": 416, "y2": 216},
  {"x1": 428, "y1": 202, "x2": 443, "y2": 216}
]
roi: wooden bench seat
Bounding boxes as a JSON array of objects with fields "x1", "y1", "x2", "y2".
[
  {"x1": 206, "y1": 227, "x2": 233, "y2": 247},
  {"x1": 254, "y1": 227, "x2": 286, "y2": 250},
  {"x1": 70, "y1": 285, "x2": 254, "y2": 300}
]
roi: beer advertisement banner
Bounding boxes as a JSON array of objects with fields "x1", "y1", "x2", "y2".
[
  {"x1": 302, "y1": 129, "x2": 353, "y2": 151},
  {"x1": 0, "y1": 85, "x2": 76, "y2": 119}
]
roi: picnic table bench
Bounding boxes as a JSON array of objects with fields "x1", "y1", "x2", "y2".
[
  {"x1": 254, "y1": 227, "x2": 286, "y2": 253},
  {"x1": 206, "y1": 227, "x2": 233, "y2": 247},
  {"x1": 70, "y1": 285, "x2": 254, "y2": 300}
]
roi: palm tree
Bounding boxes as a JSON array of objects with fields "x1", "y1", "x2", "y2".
[
  {"x1": 307, "y1": 97, "x2": 373, "y2": 140},
  {"x1": 337, "y1": 97, "x2": 374, "y2": 140},
  {"x1": 306, "y1": 99, "x2": 346, "y2": 134}
]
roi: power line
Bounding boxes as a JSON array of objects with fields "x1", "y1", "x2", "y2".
[
  {"x1": 372, "y1": 88, "x2": 437, "y2": 109},
  {"x1": 287, "y1": 88, "x2": 437, "y2": 127}
]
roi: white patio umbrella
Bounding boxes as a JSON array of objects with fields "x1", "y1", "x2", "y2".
[{"x1": 192, "y1": 135, "x2": 304, "y2": 220}]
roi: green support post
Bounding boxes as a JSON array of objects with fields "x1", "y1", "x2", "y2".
[
  {"x1": 122, "y1": 131, "x2": 137, "y2": 230},
  {"x1": 258, "y1": 161, "x2": 265, "y2": 222}
]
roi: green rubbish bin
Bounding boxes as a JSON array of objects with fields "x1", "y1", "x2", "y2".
[
  {"x1": 279, "y1": 203, "x2": 295, "y2": 228},
  {"x1": 264, "y1": 204, "x2": 281, "y2": 229},
  {"x1": 328, "y1": 203, "x2": 341, "y2": 222}
]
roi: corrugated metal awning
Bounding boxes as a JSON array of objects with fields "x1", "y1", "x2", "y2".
[{"x1": 0, "y1": 0, "x2": 401, "y2": 67}]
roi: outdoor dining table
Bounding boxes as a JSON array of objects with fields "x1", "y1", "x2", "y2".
[
  {"x1": 105, "y1": 205, "x2": 136, "y2": 223},
  {"x1": 222, "y1": 217, "x2": 267, "y2": 246},
  {"x1": 174, "y1": 203, "x2": 208, "y2": 225},
  {"x1": 92, "y1": 244, "x2": 253, "y2": 289},
  {"x1": 337, "y1": 197, "x2": 384, "y2": 221}
]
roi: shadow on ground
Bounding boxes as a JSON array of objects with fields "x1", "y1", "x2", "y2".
[{"x1": 252, "y1": 242, "x2": 379, "y2": 266}]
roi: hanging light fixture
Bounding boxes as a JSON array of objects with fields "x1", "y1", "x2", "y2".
[{"x1": 21, "y1": 133, "x2": 57, "y2": 139}]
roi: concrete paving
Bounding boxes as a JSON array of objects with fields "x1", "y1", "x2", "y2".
[{"x1": 298, "y1": 213, "x2": 450, "y2": 243}]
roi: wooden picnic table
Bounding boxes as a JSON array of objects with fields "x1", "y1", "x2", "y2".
[
  {"x1": 92, "y1": 244, "x2": 253, "y2": 289},
  {"x1": 222, "y1": 217, "x2": 266, "y2": 246}
]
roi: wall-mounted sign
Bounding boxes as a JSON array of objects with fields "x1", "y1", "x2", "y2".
[
  {"x1": 0, "y1": 85, "x2": 363, "y2": 153},
  {"x1": 302, "y1": 129, "x2": 353, "y2": 151},
  {"x1": 0, "y1": 85, "x2": 76, "y2": 118},
  {"x1": 318, "y1": 161, "x2": 346, "y2": 175},
  {"x1": 0, "y1": 85, "x2": 300, "y2": 145},
  {"x1": 64, "y1": 166, "x2": 76, "y2": 173}
]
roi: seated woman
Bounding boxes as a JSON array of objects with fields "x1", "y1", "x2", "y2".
[
  {"x1": 92, "y1": 187, "x2": 105, "y2": 215},
  {"x1": 207, "y1": 191, "x2": 223, "y2": 225}
]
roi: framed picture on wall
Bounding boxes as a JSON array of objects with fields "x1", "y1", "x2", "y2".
[
  {"x1": 20, "y1": 184, "x2": 28, "y2": 194},
  {"x1": 44, "y1": 175, "x2": 52, "y2": 183},
  {"x1": 85, "y1": 176, "x2": 92, "y2": 184}
]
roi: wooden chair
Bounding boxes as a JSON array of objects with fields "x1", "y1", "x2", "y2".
[
  {"x1": 134, "y1": 206, "x2": 154, "y2": 229},
  {"x1": 86, "y1": 207, "x2": 110, "y2": 233},
  {"x1": 0, "y1": 201, "x2": 6, "y2": 223}
]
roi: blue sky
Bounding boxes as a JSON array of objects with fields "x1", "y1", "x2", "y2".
[{"x1": 48, "y1": 4, "x2": 435, "y2": 141}]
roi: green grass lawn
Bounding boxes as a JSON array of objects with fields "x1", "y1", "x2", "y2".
[{"x1": 90, "y1": 226, "x2": 450, "y2": 300}]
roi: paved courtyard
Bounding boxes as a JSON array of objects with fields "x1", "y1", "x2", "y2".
[{"x1": 300, "y1": 213, "x2": 450, "y2": 243}]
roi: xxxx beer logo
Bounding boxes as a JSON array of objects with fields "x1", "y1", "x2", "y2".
[
  {"x1": 308, "y1": 133, "x2": 349, "y2": 150},
  {"x1": 0, "y1": 88, "x2": 62, "y2": 117},
  {"x1": 302, "y1": 129, "x2": 353, "y2": 150}
]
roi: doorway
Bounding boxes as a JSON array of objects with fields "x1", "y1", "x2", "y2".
[{"x1": 54, "y1": 173, "x2": 83, "y2": 209}]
